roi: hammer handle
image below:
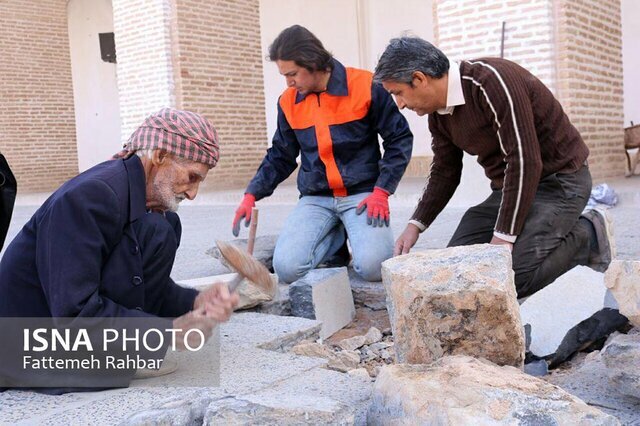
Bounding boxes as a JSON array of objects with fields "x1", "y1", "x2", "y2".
[{"x1": 247, "y1": 208, "x2": 259, "y2": 255}]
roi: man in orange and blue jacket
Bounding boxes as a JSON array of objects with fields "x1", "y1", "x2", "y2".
[{"x1": 232, "y1": 25, "x2": 413, "y2": 283}]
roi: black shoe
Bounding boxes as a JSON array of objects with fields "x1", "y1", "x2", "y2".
[{"x1": 581, "y1": 207, "x2": 616, "y2": 272}]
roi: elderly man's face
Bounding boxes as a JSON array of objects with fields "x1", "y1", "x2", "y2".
[{"x1": 146, "y1": 154, "x2": 208, "y2": 212}]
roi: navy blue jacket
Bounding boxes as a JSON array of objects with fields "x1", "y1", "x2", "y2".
[
  {"x1": 247, "y1": 59, "x2": 413, "y2": 199},
  {"x1": 0, "y1": 156, "x2": 197, "y2": 318}
]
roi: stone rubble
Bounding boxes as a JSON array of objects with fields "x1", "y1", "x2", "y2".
[
  {"x1": 290, "y1": 327, "x2": 394, "y2": 378},
  {"x1": 601, "y1": 330, "x2": 640, "y2": 399}
]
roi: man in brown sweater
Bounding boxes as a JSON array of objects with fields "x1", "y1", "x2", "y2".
[{"x1": 374, "y1": 37, "x2": 614, "y2": 298}]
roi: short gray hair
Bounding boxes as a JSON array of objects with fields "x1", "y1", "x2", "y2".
[{"x1": 374, "y1": 37, "x2": 449, "y2": 85}]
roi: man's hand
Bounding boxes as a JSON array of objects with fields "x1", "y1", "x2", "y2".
[
  {"x1": 171, "y1": 308, "x2": 217, "y2": 351},
  {"x1": 394, "y1": 223, "x2": 421, "y2": 256},
  {"x1": 193, "y1": 282, "x2": 239, "y2": 322},
  {"x1": 356, "y1": 187, "x2": 390, "y2": 227},
  {"x1": 489, "y1": 235, "x2": 513, "y2": 252},
  {"x1": 232, "y1": 193, "x2": 256, "y2": 236},
  {"x1": 171, "y1": 283, "x2": 239, "y2": 351}
]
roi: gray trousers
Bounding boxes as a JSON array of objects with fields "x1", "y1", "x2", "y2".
[{"x1": 448, "y1": 166, "x2": 592, "y2": 298}]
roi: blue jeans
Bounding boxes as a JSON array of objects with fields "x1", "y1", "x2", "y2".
[{"x1": 273, "y1": 193, "x2": 394, "y2": 283}]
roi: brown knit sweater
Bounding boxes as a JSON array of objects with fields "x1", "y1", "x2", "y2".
[{"x1": 412, "y1": 58, "x2": 589, "y2": 237}]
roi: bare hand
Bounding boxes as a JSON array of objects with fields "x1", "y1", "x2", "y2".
[
  {"x1": 193, "y1": 282, "x2": 240, "y2": 322},
  {"x1": 171, "y1": 307, "x2": 217, "y2": 351},
  {"x1": 394, "y1": 224, "x2": 421, "y2": 256},
  {"x1": 489, "y1": 235, "x2": 513, "y2": 252}
]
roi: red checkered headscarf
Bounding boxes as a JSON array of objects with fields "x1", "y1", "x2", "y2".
[{"x1": 113, "y1": 108, "x2": 220, "y2": 168}]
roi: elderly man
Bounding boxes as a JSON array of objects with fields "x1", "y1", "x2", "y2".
[
  {"x1": 232, "y1": 25, "x2": 413, "y2": 283},
  {"x1": 0, "y1": 109, "x2": 238, "y2": 386},
  {"x1": 374, "y1": 37, "x2": 614, "y2": 298},
  {"x1": 0, "y1": 152, "x2": 16, "y2": 251}
]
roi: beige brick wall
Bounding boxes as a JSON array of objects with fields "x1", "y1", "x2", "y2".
[
  {"x1": 435, "y1": 0, "x2": 557, "y2": 90},
  {"x1": 113, "y1": 0, "x2": 177, "y2": 143},
  {"x1": 434, "y1": 0, "x2": 626, "y2": 180},
  {"x1": 555, "y1": 0, "x2": 626, "y2": 180},
  {"x1": 174, "y1": 0, "x2": 268, "y2": 190},
  {"x1": 0, "y1": 0, "x2": 78, "y2": 192}
]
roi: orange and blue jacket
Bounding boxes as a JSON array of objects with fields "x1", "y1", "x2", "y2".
[{"x1": 246, "y1": 59, "x2": 413, "y2": 200}]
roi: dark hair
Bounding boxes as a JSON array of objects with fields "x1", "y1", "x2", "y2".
[
  {"x1": 268, "y1": 25, "x2": 334, "y2": 72},
  {"x1": 374, "y1": 37, "x2": 449, "y2": 84}
]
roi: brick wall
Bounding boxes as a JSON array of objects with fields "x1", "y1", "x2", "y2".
[
  {"x1": 0, "y1": 0, "x2": 78, "y2": 192},
  {"x1": 113, "y1": 0, "x2": 177, "y2": 143},
  {"x1": 555, "y1": 0, "x2": 626, "y2": 179},
  {"x1": 434, "y1": 0, "x2": 626, "y2": 180},
  {"x1": 174, "y1": 0, "x2": 268, "y2": 189},
  {"x1": 435, "y1": 0, "x2": 556, "y2": 90}
]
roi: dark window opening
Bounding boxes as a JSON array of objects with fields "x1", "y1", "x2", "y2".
[{"x1": 99, "y1": 32, "x2": 117, "y2": 64}]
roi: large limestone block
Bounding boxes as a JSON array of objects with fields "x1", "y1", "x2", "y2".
[
  {"x1": 520, "y1": 266, "x2": 609, "y2": 357},
  {"x1": 602, "y1": 331, "x2": 640, "y2": 399},
  {"x1": 368, "y1": 356, "x2": 619, "y2": 425},
  {"x1": 177, "y1": 273, "x2": 278, "y2": 310},
  {"x1": 289, "y1": 268, "x2": 355, "y2": 339},
  {"x1": 605, "y1": 260, "x2": 640, "y2": 327},
  {"x1": 382, "y1": 245, "x2": 524, "y2": 367}
]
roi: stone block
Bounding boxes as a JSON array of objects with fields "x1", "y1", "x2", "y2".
[
  {"x1": 177, "y1": 273, "x2": 278, "y2": 310},
  {"x1": 520, "y1": 265, "x2": 608, "y2": 357},
  {"x1": 602, "y1": 331, "x2": 640, "y2": 399},
  {"x1": 241, "y1": 367, "x2": 373, "y2": 424},
  {"x1": 289, "y1": 268, "x2": 355, "y2": 339},
  {"x1": 605, "y1": 260, "x2": 640, "y2": 327},
  {"x1": 207, "y1": 234, "x2": 278, "y2": 271},
  {"x1": 246, "y1": 283, "x2": 291, "y2": 316},
  {"x1": 382, "y1": 245, "x2": 524, "y2": 367},
  {"x1": 204, "y1": 394, "x2": 354, "y2": 425},
  {"x1": 368, "y1": 356, "x2": 619, "y2": 425},
  {"x1": 223, "y1": 312, "x2": 321, "y2": 352},
  {"x1": 348, "y1": 267, "x2": 387, "y2": 310}
]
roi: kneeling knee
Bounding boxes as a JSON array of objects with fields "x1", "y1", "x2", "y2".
[
  {"x1": 273, "y1": 254, "x2": 310, "y2": 284},
  {"x1": 353, "y1": 260, "x2": 383, "y2": 282}
]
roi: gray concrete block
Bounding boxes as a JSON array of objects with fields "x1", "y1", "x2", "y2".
[
  {"x1": 4, "y1": 388, "x2": 227, "y2": 426},
  {"x1": 233, "y1": 368, "x2": 372, "y2": 425},
  {"x1": 289, "y1": 267, "x2": 356, "y2": 339},
  {"x1": 221, "y1": 312, "x2": 321, "y2": 351},
  {"x1": 219, "y1": 346, "x2": 325, "y2": 395}
]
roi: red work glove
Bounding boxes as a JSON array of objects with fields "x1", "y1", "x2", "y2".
[
  {"x1": 232, "y1": 193, "x2": 256, "y2": 236},
  {"x1": 356, "y1": 187, "x2": 390, "y2": 227}
]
